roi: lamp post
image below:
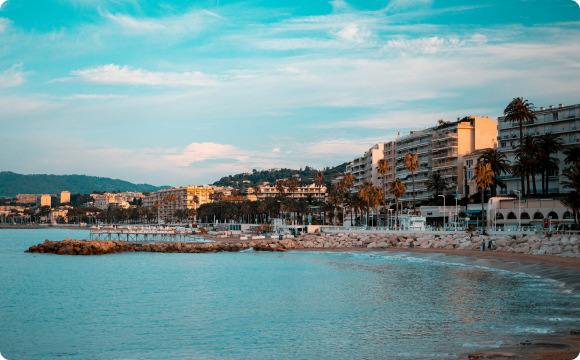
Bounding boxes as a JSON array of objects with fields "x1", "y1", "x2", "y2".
[
  {"x1": 438, "y1": 195, "x2": 445, "y2": 231},
  {"x1": 388, "y1": 209, "x2": 393, "y2": 230},
  {"x1": 514, "y1": 190, "x2": 521, "y2": 231}
]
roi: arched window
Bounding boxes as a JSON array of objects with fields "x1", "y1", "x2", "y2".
[
  {"x1": 563, "y1": 211, "x2": 573, "y2": 220},
  {"x1": 520, "y1": 212, "x2": 530, "y2": 219},
  {"x1": 507, "y1": 212, "x2": 517, "y2": 219},
  {"x1": 548, "y1": 211, "x2": 559, "y2": 220},
  {"x1": 496, "y1": 212, "x2": 504, "y2": 220},
  {"x1": 534, "y1": 212, "x2": 544, "y2": 220}
]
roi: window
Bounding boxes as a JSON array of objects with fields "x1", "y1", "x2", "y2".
[
  {"x1": 467, "y1": 170, "x2": 473, "y2": 180},
  {"x1": 548, "y1": 211, "x2": 559, "y2": 220},
  {"x1": 571, "y1": 109, "x2": 576, "y2": 118},
  {"x1": 501, "y1": 142, "x2": 506, "y2": 148},
  {"x1": 507, "y1": 212, "x2": 517, "y2": 219},
  {"x1": 533, "y1": 212, "x2": 544, "y2": 220},
  {"x1": 521, "y1": 212, "x2": 530, "y2": 219},
  {"x1": 553, "y1": 112, "x2": 559, "y2": 121}
]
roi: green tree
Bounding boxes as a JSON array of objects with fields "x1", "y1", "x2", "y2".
[
  {"x1": 425, "y1": 171, "x2": 449, "y2": 198},
  {"x1": 388, "y1": 179, "x2": 406, "y2": 228},
  {"x1": 472, "y1": 162, "x2": 495, "y2": 233},
  {"x1": 479, "y1": 148, "x2": 510, "y2": 197},
  {"x1": 536, "y1": 132, "x2": 563, "y2": 194},
  {"x1": 404, "y1": 153, "x2": 420, "y2": 213},
  {"x1": 503, "y1": 97, "x2": 537, "y2": 194}
]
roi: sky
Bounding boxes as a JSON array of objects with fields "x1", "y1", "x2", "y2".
[{"x1": 0, "y1": 0, "x2": 579, "y2": 186}]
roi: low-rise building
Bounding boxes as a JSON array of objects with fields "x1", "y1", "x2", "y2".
[
  {"x1": 487, "y1": 197, "x2": 572, "y2": 230},
  {"x1": 16, "y1": 194, "x2": 39, "y2": 204},
  {"x1": 248, "y1": 182, "x2": 326, "y2": 201},
  {"x1": 50, "y1": 209, "x2": 68, "y2": 223}
]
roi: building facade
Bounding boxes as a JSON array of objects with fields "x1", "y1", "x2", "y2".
[
  {"x1": 395, "y1": 127, "x2": 435, "y2": 203},
  {"x1": 346, "y1": 142, "x2": 387, "y2": 191},
  {"x1": 248, "y1": 182, "x2": 327, "y2": 201},
  {"x1": 487, "y1": 197, "x2": 572, "y2": 230},
  {"x1": 36, "y1": 195, "x2": 51, "y2": 208},
  {"x1": 57, "y1": 191, "x2": 70, "y2": 204},
  {"x1": 497, "y1": 103, "x2": 580, "y2": 195},
  {"x1": 143, "y1": 185, "x2": 214, "y2": 222},
  {"x1": 16, "y1": 194, "x2": 39, "y2": 204}
]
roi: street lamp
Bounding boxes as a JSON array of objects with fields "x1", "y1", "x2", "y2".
[
  {"x1": 438, "y1": 195, "x2": 445, "y2": 230},
  {"x1": 513, "y1": 190, "x2": 521, "y2": 231},
  {"x1": 388, "y1": 208, "x2": 393, "y2": 230}
]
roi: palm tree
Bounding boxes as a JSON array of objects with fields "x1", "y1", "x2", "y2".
[
  {"x1": 479, "y1": 148, "x2": 510, "y2": 196},
  {"x1": 425, "y1": 172, "x2": 449, "y2": 198},
  {"x1": 511, "y1": 155, "x2": 534, "y2": 196},
  {"x1": 561, "y1": 163, "x2": 580, "y2": 225},
  {"x1": 564, "y1": 146, "x2": 580, "y2": 166},
  {"x1": 377, "y1": 159, "x2": 390, "y2": 226},
  {"x1": 403, "y1": 153, "x2": 419, "y2": 213},
  {"x1": 339, "y1": 174, "x2": 354, "y2": 225},
  {"x1": 472, "y1": 162, "x2": 495, "y2": 233},
  {"x1": 503, "y1": 97, "x2": 537, "y2": 193},
  {"x1": 314, "y1": 172, "x2": 325, "y2": 202},
  {"x1": 358, "y1": 180, "x2": 374, "y2": 226},
  {"x1": 275, "y1": 179, "x2": 286, "y2": 198},
  {"x1": 252, "y1": 186, "x2": 261, "y2": 201},
  {"x1": 536, "y1": 132, "x2": 564, "y2": 194},
  {"x1": 388, "y1": 178, "x2": 406, "y2": 228},
  {"x1": 285, "y1": 177, "x2": 300, "y2": 199},
  {"x1": 521, "y1": 135, "x2": 540, "y2": 194}
]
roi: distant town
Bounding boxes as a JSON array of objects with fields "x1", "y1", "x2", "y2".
[{"x1": 1, "y1": 100, "x2": 579, "y2": 232}]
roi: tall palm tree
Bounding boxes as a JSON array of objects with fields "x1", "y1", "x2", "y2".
[
  {"x1": 521, "y1": 135, "x2": 540, "y2": 194},
  {"x1": 285, "y1": 177, "x2": 299, "y2": 199},
  {"x1": 389, "y1": 178, "x2": 406, "y2": 228},
  {"x1": 479, "y1": 148, "x2": 510, "y2": 197},
  {"x1": 472, "y1": 162, "x2": 495, "y2": 233},
  {"x1": 275, "y1": 179, "x2": 286, "y2": 198},
  {"x1": 425, "y1": 171, "x2": 449, "y2": 198},
  {"x1": 252, "y1": 186, "x2": 261, "y2": 201},
  {"x1": 562, "y1": 163, "x2": 580, "y2": 225},
  {"x1": 404, "y1": 153, "x2": 419, "y2": 213},
  {"x1": 536, "y1": 132, "x2": 563, "y2": 194},
  {"x1": 358, "y1": 180, "x2": 374, "y2": 226},
  {"x1": 377, "y1": 159, "x2": 390, "y2": 226},
  {"x1": 314, "y1": 172, "x2": 325, "y2": 202},
  {"x1": 503, "y1": 97, "x2": 537, "y2": 193},
  {"x1": 340, "y1": 174, "x2": 354, "y2": 224},
  {"x1": 564, "y1": 146, "x2": 580, "y2": 166}
]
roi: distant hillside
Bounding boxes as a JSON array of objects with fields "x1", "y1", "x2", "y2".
[
  {"x1": 213, "y1": 163, "x2": 348, "y2": 189},
  {"x1": 0, "y1": 171, "x2": 168, "y2": 197}
]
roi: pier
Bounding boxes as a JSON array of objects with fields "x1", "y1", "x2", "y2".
[{"x1": 87, "y1": 227, "x2": 212, "y2": 243}]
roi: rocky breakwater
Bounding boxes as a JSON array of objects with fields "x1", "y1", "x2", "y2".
[
  {"x1": 294, "y1": 232, "x2": 580, "y2": 258},
  {"x1": 25, "y1": 238, "x2": 304, "y2": 255},
  {"x1": 26, "y1": 239, "x2": 254, "y2": 255}
]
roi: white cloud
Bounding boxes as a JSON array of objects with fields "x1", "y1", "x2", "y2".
[
  {"x1": 165, "y1": 142, "x2": 249, "y2": 167},
  {"x1": 336, "y1": 23, "x2": 370, "y2": 43},
  {"x1": 386, "y1": 0, "x2": 434, "y2": 12},
  {"x1": 272, "y1": 147, "x2": 280, "y2": 152},
  {"x1": 60, "y1": 94, "x2": 127, "y2": 100},
  {"x1": 0, "y1": 64, "x2": 26, "y2": 87},
  {"x1": 57, "y1": 64, "x2": 219, "y2": 87}
]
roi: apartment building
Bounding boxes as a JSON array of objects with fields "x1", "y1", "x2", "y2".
[
  {"x1": 16, "y1": 194, "x2": 39, "y2": 204},
  {"x1": 431, "y1": 116, "x2": 497, "y2": 199},
  {"x1": 346, "y1": 142, "x2": 386, "y2": 191},
  {"x1": 248, "y1": 182, "x2": 326, "y2": 200},
  {"x1": 143, "y1": 185, "x2": 214, "y2": 222},
  {"x1": 394, "y1": 127, "x2": 434, "y2": 203},
  {"x1": 57, "y1": 191, "x2": 70, "y2": 204},
  {"x1": 380, "y1": 140, "x2": 398, "y2": 191},
  {"x1": 93, "y1": 194, "x2": 130, "y2": 210},
  {"x1": 36, "y1": 194, "x2": 51, "y2": 208},
  {"x1": 497, "y1": 103, "x2": 580, "y2": 194}
]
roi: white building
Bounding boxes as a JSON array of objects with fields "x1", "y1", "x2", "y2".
[{"x1": 497, "y1": 103, "x2": 580, "y2": 195}]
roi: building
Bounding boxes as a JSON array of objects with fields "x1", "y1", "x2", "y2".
[
  {"x1": 395, "y1": 126, "x2": 435, "y2": 203},
  {"x1": 36, "y1": 195, "x2": 51, "y2": 208},
  {"x1": 16, "y1": 194, "x2": 39, "y2": 204},
  {"x1": 50, "y1": 209, "x2": 68, "y2": 223},
  {"x1": 93, "y1": 194, "x2": 130, "y2": 210},
  {"x1": 463, "y1": 149, "x2": 487, "y2": 198},
  {"x1": 487, "y1": 197, "x2": 572, "y2": 230},
  {"x1": 143, "y1": 185, "x2": 214, "y2": 222},
  {"x1": 346, "y1": 142, "x2": 387, "y2": 191},
  {"x1": 248, "y1": 182, "x2": 326, "y2": 201},
  {"x1": 497, "y1": 103, "x2": 580, "y2": 195},
  {"x1": 381, "y1": 140, "x2": 398, "y2": 197},
  {"x1": 57, "y1": 191, "x2": 70, "y2": 204}
]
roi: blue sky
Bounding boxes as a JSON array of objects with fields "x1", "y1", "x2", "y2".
[{"x1": 0, "y1": 0, "x2": 579, "y2": 186}]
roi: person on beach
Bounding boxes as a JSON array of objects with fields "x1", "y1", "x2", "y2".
[
  {"x1": 410, "y1": 240, "x2": 414, "y2": 248},
  {"x1": 488, "y1": 239, "x2": 493, "y2": 251},
  {"x1": 482, "y1": 240, "x2": 486, "y2": 251}
]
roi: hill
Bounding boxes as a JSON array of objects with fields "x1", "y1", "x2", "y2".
[
  {"x1": 213, "y1": 163, "x2": 348, "y2": 189},
  {"x1": 0, "y1": 171, "x2": 168, "y2": 197}
]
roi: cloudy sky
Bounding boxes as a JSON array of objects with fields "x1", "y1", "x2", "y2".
[{"x1": 0, "y1": 0, "x2": 579, "y2": 186}]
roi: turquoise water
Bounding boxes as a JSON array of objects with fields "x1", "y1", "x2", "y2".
[{"x1": 1, "y1": 229, "x2": 580, "y2": 360}]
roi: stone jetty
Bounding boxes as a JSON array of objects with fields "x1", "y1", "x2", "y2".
[
  {"x1": 296, "y1": 232, "x2": 580, "y2": 257},
  {"x1": 25, "y1": 238, "x2": 302, "y2": 255},
  {"x1": 25, "y1": 232, "x2": 580, "y2": 258}
]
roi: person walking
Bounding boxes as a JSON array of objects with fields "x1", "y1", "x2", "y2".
[
  {"x1": 482, "y1": 240, "x2": 486, "y2": 251},
  {"x1": 488, "y1": 239, "x2": 493, "y2": 251}
]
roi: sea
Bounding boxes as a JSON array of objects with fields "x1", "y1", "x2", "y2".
[{"x1": 1, "y1": 229, "x2": 579, "y2": 360}]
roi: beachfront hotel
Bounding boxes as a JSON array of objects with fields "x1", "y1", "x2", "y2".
[
  {"x1": 143, "y1": 185, "x2": 214, "y2": 222},
  {"x1": 345, "y1": 115, "x2": 498, "y2": 207},
  {"x1": 497, "y1": 103, "x2": 580, "y2": 195},
  {"x1": 247, "y1": 182, "x2": 327, "y2": 201}
]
